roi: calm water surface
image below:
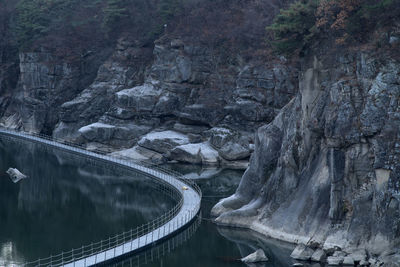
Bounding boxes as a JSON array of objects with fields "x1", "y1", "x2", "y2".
[
  {"x1": 0, "y1": 136, "x2": 175, "y2": 265},
  {"x1": 0, "y1": 135, "x2": 319, "y2": 267},
  {"x1": 113, "y1": 165, "x2": 304, "y2": 267}
]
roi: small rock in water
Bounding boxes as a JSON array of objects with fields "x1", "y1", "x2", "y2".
[
  {"x1": 241, "y1": 249, "x2": 268, "y2": 263},
  {"x1": 293, "y1": 263, "x2": 304, "y2": 266},
  {"x1": 6, "y1": 168, "x2": 28, "y2": 183}
]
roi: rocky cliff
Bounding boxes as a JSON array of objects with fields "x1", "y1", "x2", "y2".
[
  {"x1": 0, "y1": 0, "x2": 298, "y2": 168},
  {"x1": 212, "y1": 44, "x2": 400, "y2": 264},
  {"x1": 50, "y1": 37, "x2": 296, "y2": 167},
  {"x1": 0, "y1": 0, "x2": 298, "y2": 167}
]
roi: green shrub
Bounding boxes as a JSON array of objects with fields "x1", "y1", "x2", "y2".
[{"x1": 267, "y1": 0, "x2": 318, "y2": 55}]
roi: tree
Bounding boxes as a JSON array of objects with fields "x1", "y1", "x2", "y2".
[
  {"x1": 316, "y1": 0, "x2": 362, "y2": 44},
  {"x1": 267, "y1": 0, "x2": 318, "y2": 55}
]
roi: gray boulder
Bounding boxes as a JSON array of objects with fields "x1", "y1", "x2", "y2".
[
  {"x1": 209, "y1": 127, "x2": 236, "y2": 149},
  {"x1": 327, "y1": 256, "x2": 344, "y2": 265},
  {"x1": 290, "y1": 244, "x2": 315, "y2": 261},
  {"x1": 311, "y1": 249, "x2": 327, "y2": 262},
  {"x1": 170, "y1": 143, "x2": 202, "y2": 164},
  {"x1": 218, "y1": 141, "x2": 251, "y2": 161},
  {"x1": 343, "y1": 256, "x2": 355, "y2": 265},
  {"x1": 170, "y1": 142, "x2": 220, "y2": 165},
  {"x1": 138, "y1": 130, "x2": 190, "y2": 154},
  {"x1": 79, "y1": 122, "x2": 115, "y2": 142},
  {"x1": 6, "y1": 168, "x2": 28, "y2": 183},
  {"x1": 115, "y1": 84, "x2": 160, "y2": 113}
]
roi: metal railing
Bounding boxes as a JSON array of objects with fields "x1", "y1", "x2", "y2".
[
  {"x1": 111, "y1": 212, "x2": 202, "y2": 267},
  {"x1": 0, "y1": 127, "x2": 202, "y2": 267}
]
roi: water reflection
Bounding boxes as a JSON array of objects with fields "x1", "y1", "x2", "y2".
[
  {"x1": 109, "y1": 165, "x2": 300, "y2": 267},
  {"x1": 109, "y1": 165, "x2": 321, "y2": 267},
  {"x1": 111, "y1": 213, "x2": 202, "y2": 267},
  {"x1": 0, "y1": 136, "x2": 175, "y2": 265},
  {"x1": 0, "y1": 135, "x2": 308, "y2": 267},
  {"x1": 0, "y1": 242, "x2": 23, "y2": 267},
  {"x1": 217, "y1": 227, "x2": 295, "y2": 267}
]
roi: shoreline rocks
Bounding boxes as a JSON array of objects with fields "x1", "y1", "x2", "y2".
[{"x1": 241, "y1": 249, "x2": 269, "y2": 263}]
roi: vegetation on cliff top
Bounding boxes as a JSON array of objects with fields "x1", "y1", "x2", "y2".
[
  {"x1": 2, "y1": 0, "x2": 187, "y2": 58},
  {"x1": 268, "y1": 0, "x2": 400, "y2": 55},
  {"x1": 1, "y1": 0, "x2": 288, "y2": 63}
]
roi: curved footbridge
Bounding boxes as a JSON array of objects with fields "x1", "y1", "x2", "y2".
[{"x1": 0, "y1": 128, "x2": 202, "y2": 267}]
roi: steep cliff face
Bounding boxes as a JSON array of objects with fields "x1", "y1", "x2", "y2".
[
  {"x1": 0, "y1": 50, "x2": 111, "y2": 134},
  {"x1": 53, "y1": 38, "x2": 296, "y2": 165},
  {"x1": 0, "y1": 0, "x2": 297, "y2": 166},
  {"x1": 212, "y1": 49, "x2": 400, "y2": 263}
]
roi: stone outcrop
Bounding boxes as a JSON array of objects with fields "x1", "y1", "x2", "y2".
[
  {"x1": 6, "y1": 168, "x2": 28, "y2": 183},
  {"x1": 138, "y1": 130, "x2": 190, "y2": 154},
  {"x1": 47, "y1": 37, "x2": 296, "y2": 166},
  {"x1": 0, "y1": 50, "x2": 111, "y2": 134},
  {"x1": 290, "y1": 244, "x2": 314, "y2": 261},
  {"x1": 212, "y1": 50, "x2": 400, "y2": 265}
]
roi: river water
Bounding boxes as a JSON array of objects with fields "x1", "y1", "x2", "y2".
[
  {"x1": 0, "y1": 136, "x2": 175, "y2": 265},
  {"x1": 0, "y1": 134, "x2": 308, "y2": 267},
  {"x1": 112, "y1": 165, "x2": 298, "y2": 267}
]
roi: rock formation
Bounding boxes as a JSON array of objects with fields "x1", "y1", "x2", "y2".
[
  {"x1": 212, "y1": 49, "x2": 400, "y2": 265},
  {"x1": 6, "y1": 167, "x2": 27, "y2": 183}
]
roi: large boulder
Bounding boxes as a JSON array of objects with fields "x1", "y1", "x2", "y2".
[
  {"x1": 170, "y1": 142, "x2": 220, "y2": 165},
  {"x1": 311, "y1": 249, "x2": 327, "y2": 262},
  {"x1": 197, "y1": 142, "x2": 220, "y2": 165},
  {"x1": 290, "y1": 244, "x2": 315, "y2": 261},
  {"x1": 79, "y1": 122, "x2": 115, "y2": 142},
  {"x1": 327, "y1": 256, "x2": 344, "y2": 266},
  {"x1": 116, "y1": 84, "x2": 161, "y2": 113},
  {"x1": 218, "y1": 141, "x2": 251, "y2": 161},
  {"x1": 109, "y1": 146, "x2": 163, "y2": 163},
  {"x1": 170, "y1": 143, "x2": 202, "y2": 164},
  {"x1": 78, "y1": 120, "x2": 152, "y2": 148},
  {"x1": 209, "y1": 127, "x2": 236, "y2": 149},
  {"x1": 138, "y1": 130, "x2": 190, "y2": 154}
]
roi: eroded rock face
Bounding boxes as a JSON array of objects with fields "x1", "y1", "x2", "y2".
[
  {"x1": 290, "y1": 244, "x2": 314, "y2": 261},
  {"x1": 212, "y1": 52, "x2": 400, "y2": 263},
  {"x1": 1, "y1": 53, "x2": 83, "y2": 133},
  {"x1": 46, "y1": 37, "x2": 296, "y2": 164}
]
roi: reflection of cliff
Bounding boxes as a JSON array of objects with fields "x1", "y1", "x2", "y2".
[
  {"x1": 110, "y1": 215, "x2": 202, "y2": 267},
  {"x1": 217, "y1": 227, "x2": 295, "y2": 267},
  {"x1": 0, "y1": 136, "x2": 174, "y2": 218},
  {"x1": 0, "y1": 241, "x2": 26, "y2": 267},
  {"x1": 0, "y1": 135, "x2": 176, "y2": 261}
]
